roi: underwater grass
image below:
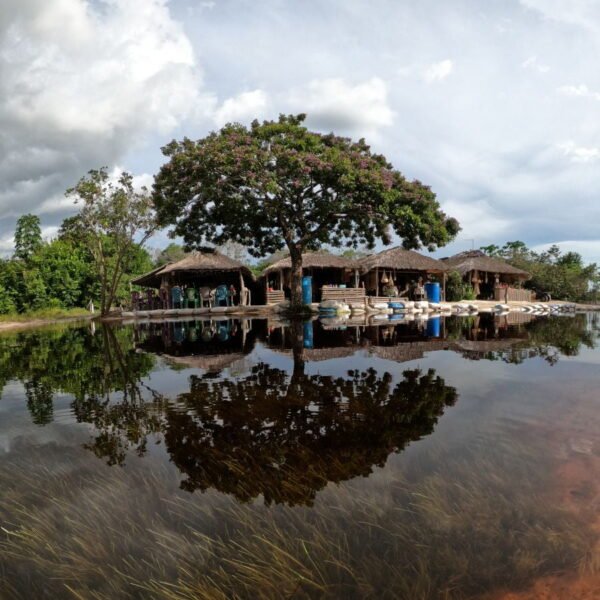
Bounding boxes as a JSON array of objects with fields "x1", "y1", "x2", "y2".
[{"x1": 0, "y1": 434, "x2": 595, "y2": 600}]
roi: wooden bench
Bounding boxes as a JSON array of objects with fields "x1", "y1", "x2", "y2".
[{"x1": 321, "y1": 287, "x2": 366, "y2": 303}]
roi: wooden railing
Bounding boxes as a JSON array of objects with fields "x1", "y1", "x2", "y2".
[
  {"x1": 266, "y1": 290, "x2": 286, "y2": 305},
  {"x1": 321, "y1": 287, "x2": 366, "y2": 303},
  {"x1": 494, "y1": 286, "x2": 534, "y2": 302}
]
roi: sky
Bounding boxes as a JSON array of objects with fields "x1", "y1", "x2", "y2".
[{"x1": 1, "y1": 0, "x2": 600, "y2": 263}]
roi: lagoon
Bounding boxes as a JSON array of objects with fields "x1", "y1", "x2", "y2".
[{"x1": 0, "y1": 314, "x2": 598, "y2": 599}]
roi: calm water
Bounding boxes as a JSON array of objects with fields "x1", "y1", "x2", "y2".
[{"x1": 0, "y1": 313, "x2": 598, "y2": 599}]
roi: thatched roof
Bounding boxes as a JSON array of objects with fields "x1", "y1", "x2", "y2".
[
  {"x1": 132, "y1": 250, "x2": 253, "y2": 287},
  {"x1": 268, "y1": 346, "x2": 359, "y2": 362},
  {"x1": 441, "y1": 251, "x2": 529, "y2": 278},
  {"x1": 451, "y1": 339, "x2": 525, "y2": 354},
  {"x1": 359, "y1": 247, "x2": 447, "y2": 273},
  {"x1": 263, "y1": 252, "x2": 358, "y2": 274},
  {"x1": 370, "y1": 340, "x2": 449, "y2": 363},
  {"x1": 164, "y1": 353, "x2": 247, "y2": 372}
]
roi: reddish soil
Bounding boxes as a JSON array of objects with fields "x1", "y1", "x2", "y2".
[
  {"x1": 493, "y1": 574, "x2": 600, "y2": 600},
  {"x1": 489, "y1": 394, "x2": 600, "y2": 600}
]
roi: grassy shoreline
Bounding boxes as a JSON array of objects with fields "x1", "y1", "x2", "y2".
[{"x1": 0, "y1": 308, "x2": 92, "y2": 332}]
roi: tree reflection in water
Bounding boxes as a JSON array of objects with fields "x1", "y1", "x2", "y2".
[
  {"x1": 165, "y1": 364, "x2": 457, "y2": 505},
  {"x1": 2, "y1": 312, "x2": 597, "y2": 505}
]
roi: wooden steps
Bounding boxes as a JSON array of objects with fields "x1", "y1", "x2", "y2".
[{"x1": 266, "y1": 290, "x2": 286, "y2": 305}]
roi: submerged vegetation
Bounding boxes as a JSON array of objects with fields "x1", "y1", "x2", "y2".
[
  {"x1": 0, "y1": 315, "x2": 598, "y2": 598},
  {"x1": 0, "y1": 401, "x2": 593, "y2": 599}
]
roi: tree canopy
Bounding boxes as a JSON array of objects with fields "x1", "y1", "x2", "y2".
[
  {"x1": 0, "y1": 208, "x2": 154, "y2": 316},
  {"x1": 153, "y1": 114, "x2": 459, "y2": 306},
  {"x1": 14, "y1": 214, "x2": 43, "y2": 261},
  {"x1": 66, "y1": 168, "x2": 157, "y2": 315},
  {"x1": 480, "y1": 241, "x2": 599, "y2": 302}
]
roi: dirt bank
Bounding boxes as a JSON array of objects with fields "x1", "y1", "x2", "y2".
[{"x1": 0, "y1": 315, "x2": 93, "y2": 333}]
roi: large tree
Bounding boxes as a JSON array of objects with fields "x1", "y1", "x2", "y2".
[
  {"x1": 14, "y1": 214, "x2": 43, "y2": 261},
  {"x1": 66, "y1": 168, "x2": 157, "y2": 316},
  {"x1": 153, "y1": 114, "x2": 460, "y2": 307}
]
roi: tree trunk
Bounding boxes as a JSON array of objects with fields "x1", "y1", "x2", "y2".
[
  {"x1": 289, "y1": 248, "x2": 304, "y2": 309},
  {"x1": 290, "y1": 319, "x2": 305, "y2": 378}
]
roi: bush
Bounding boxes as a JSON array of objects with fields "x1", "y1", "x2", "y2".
[{"x1": 445, "y1": 271, "x2": 475, "y2": 301}]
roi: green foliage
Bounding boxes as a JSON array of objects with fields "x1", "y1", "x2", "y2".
[
  {"x1": 66, "y1": 168, "x2": 157, "y2": 315},
  {"x1": 338, "y1": 247, "x2": 369, "y2": 260},
  {"x1": 153, "y1": 114, "x2": 459, "y2": 306},
  {"x1": 14, "y1": 214, "x2": 42, "y2": 261},
  {"x1": 153, "y1": 242, "x2": 186, "y2": 267},
  {"x1": 0, "y1": 208, "x2": 155, "y2": 315},
  {"x1": 29, "y1": 239, "x2": 95, "y2": 308},
  {"x1": 0, "y1": 236, "x2": 94, "y2": 314},
  {"x1": 445, "y1": 270, "x2": 475, "y2": 301},
  {"x1": 480, "y1": 241, "x2": 599, "y2": 302}
]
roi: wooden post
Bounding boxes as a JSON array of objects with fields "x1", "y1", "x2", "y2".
[
  {"x1": 239, "y1": 270, "x2": 245, "y2": 306},
  {"x1": 375, "y1": 267, "x2": 379, "y2": 297},
  {"x1": 354, "y1": 269, "x2": 359, "y2": 287},
  {"x1": 279, "y1": 269, "x2": 283, "y2": 291},
  {"x1": 442, "y1": 271, "x2": 447, "y2": 301}
]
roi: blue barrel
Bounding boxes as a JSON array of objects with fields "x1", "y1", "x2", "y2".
[
  {"x1": 426, "y1": 316, "x2": 441, "y2": 337},
  {"x1": 303, "y1": 321, "x2": 314, "y2": 349},
  {"x1": 424, "y1": 282, "x2": 441, "y2": 303},
  {"x1": 302, "y1": 276, "x2": 312, "y2": 305}
]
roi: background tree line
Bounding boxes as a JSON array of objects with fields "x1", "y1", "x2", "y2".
[
  {"x1": 480, "y1": 241, "x2": 599, "y2": 303},
  {"x1": 2, "y1": 115, "x2": 598, "y2": 314},
  {"x1": 0, "y1": 211, "x2": 154, "y2": 315}
]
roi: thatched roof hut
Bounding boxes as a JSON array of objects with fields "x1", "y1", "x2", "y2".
[
  {"x1": 357, "y1": 246, "x2": 447, "y2": 298},
  {"x1": 441, "y1": 250, "x2": 530, "y2": 300},
  {"x1": 263, "y1": 252, "x2": 359, "y2": 274},
  {"x1": 132, "y1": 249, "x2": 254, "y2": 289},
  {"x1": 359, "y1": 247, "x2": 447, "y2": 274},
  {"x1": 262, "y1": 252, "x2": 361, "y2": 304},
  {"x1": 441, "y1": 250, "x2": 529, "y2": 278}
]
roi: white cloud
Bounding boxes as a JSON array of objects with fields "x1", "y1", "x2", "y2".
[
  {"x1": 557, "y1": 141, "x2": 600, "y2": 162},
  {"x1": 3, "y1": 0, "x2": 600, "y2": 261},
  {"x1": 423, "y1": 59, "x2": 453, "y2": 83},
  {"x1": 0, "y1": 0, "x2": 210, "y2": 226},
  {"x1": 41, "y1": 225, "x2": 59, "y2": 242},
  {"x1": 0, "y1": 234, "x2": 15, "y2": 255},
  {"x1": 287, "y1": 77, "x2": 394, "y2": 137},
  {"x1": 531, "y1": 240, "x2": 600, "y2": 264},
  {"x1": 521, "y1": 55, "x2": 550, "y2": 73},
  {"x1": 519, "y1": 0, "x2": 600, "y2": 31},
  {"x1": 441, "y1": 199, "x2": 512, "y2": 240},
  {"x1": 557, "y1": 84, "x2": 600, "y2": 100},
  {"x1": 214, "y1": 90, "x2": 269, "y2": 127}
]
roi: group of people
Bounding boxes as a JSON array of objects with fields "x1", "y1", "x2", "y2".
[{"x1": 382, "y1": 277, "x2": 427, "y2": 301}]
